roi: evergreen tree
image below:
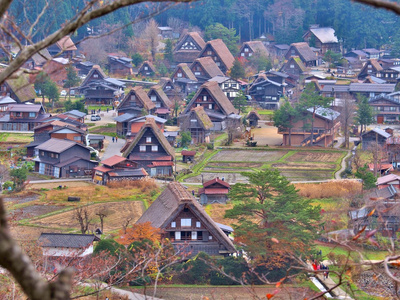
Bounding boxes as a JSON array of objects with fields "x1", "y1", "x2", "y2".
[
  {"x1": 63, "y1": 65, "x2": 80, "y2": 100},
  {"x1": 232, "y1": 91, "x2": 247, "y2": 114},
  {"x1": 164, "y1": 39, "x2": 174, "y2": 63},
  {"x1": 132, "y1": 53, "x2": 144, "y2": 67},
  {"x1": 355, "y1": 94, "x2": 375, "y2": 134},
  {"x1": 43, "y1": 80, "x2": 59, "y2": 108},
  {"x1": 273, "y1": 101, "x2": 298, "y2": 146},
  {"x1": 225, "y1": 169, "x2": 321, "y2": 264},
  {"x1": 204, "y1": 23, "x2": 239, "y2": 55},
  {"x1": 179, "y1": 131, "x2": 192, "y2": 148},
  {"x1": 229, "y1": 58, "x2": 245, "y2": 80}
]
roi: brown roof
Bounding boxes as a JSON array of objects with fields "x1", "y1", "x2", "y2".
[
  {"x1": 282, "y1": 56, "x2": 307, "y2": 73},
  {"x1": 6, "y1": 74, "x2": 36, "y2": 102},
  {"x1": 119, "y1": 87, "x2": 155, "y2": 111},
  {"x1": 247, "y1": 110, "x2": 261, "y2": 120},
  {"x1": 191, "y1": 106, "x2": 213, "y2": 129},
  {"x1": 56, "y1": 36, "x2": 77, "y2": 51},
  {"x1": 181, "y1": 150, "x2": 196, "y2": 156},
  {"x1": 122, "y1": 118, "x2": 175, "y2": 159},
  {"x1": 200, "y1": 39, "x2": 235, "y2": 70},
  {"x1": 136, "y1": 182, "x2": 236, "y2": 253},
  {"x1": 31, "y1": 49, "x2": 52, "y2": 66},
  {"x1": 174, "y1": 32, "x2": 206, "y2": 51},
  {"x1": 8, "y1": 104, "x2": 43, "y2": 112},
  {"x1": 34, "y1": 120, "x2": 71, "y2": 130},
  {"x1": 360, "y1": 59, "x2": 383, "y2": 74},
  {"x1": 191, "y1": 57, "x2": 224, "y2": 78},
  {"x1": 101, "y1": 155, "x2": 126, "y2": 167},
  {"x1": 81, "y1": 65, "x2": 107, "y2": 87},
  {"x1": 289, "y1": 42, "x2": 316, "y2": 62},
  {"x1": 175, "y1": 63, "x2": 197, "y2": 81},
  {"x1": 35, "y1": 138, "x2": 88, "y2": 153},
  {"x1": 241, "y1": 41, "x2": 268, "y2": 56},
  {"x1": 149, "y1": 85, "x2": 173, "y2": 108},
  {"x1": 203, "y1": 177, "x2": 230, "y2": 188},
  {"x1": 183, "y1": 81, "x2": 237, "y2": 116},
  {"x1": 138, "y1": 61, "x2": 156, "y2": 74}
]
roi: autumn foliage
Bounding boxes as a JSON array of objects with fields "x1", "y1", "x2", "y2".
[
  {"x1": 117, "y1": 221, "x2": 161, "y2": 246},
  {"x1": 107, "y1": 178, "x2": 158, "y2": 193},
  {"x1": 294, "y1": 180, "x2": 362, "y2": 199}
]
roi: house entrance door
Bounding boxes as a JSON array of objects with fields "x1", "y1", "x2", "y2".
[{"x1": 377, "y1": 115, "x2": 384, "y2": 124}]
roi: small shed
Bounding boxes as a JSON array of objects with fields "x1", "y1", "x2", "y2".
[
  {"x1": 182, "y1": 150, "x2": 196, "y2": 163},
  {"x1": 361, "y1": 128, "x2": 391, "y2": 151},
  {"x1": 87, "y1": 134, "x2": 105, "y2": 149},
  {"x1": 198, "y1": 177, "x2": 230, "y2": 205},
  {"x1": 247, "y1": 111, "x2": 261, "y2": 127}
]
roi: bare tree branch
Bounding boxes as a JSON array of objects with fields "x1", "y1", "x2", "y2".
[{"x1": 353, "y1": 0, "x2": 400, "y2": 15}]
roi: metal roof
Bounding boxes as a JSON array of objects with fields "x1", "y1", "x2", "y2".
[
  {"x1": 349, "y1": 83, "x2": 395, "y2": 93},
  {"x1": 306, "y1": 107, "x2": 340, "y2": 121},
  {"x1": 38, "y1": 233, "x2": 98, "y2": 248}
]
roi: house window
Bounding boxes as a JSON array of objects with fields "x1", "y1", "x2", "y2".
[
  {"x1": 241, "y1": 53, "x2": 244, "y2": 57},
  {"x1": 208, "y1": 104, "x2": 213, "y2": 109},
  {"x1": 175, "y1": 231, "x2": 181, "y2": 240},
  {"x1": 290, "y1": 64, "x2": 294, "y2": 69},
  {"x1": 207, "y1": 51, "x2": 212, "y2": 55},
  {"x1": 140, "y1": 145, "x2": 146, "y2": 152},
  {"x1": 203, "y1": 95, "x2": 207, "y2": 101},
  {"x1": 196, "y1": 221, "x2": 201, "y2": 228},
  {"x1": 248, "y1": 53, "x2": 252, "y2": 57},
  {"x1": 197, "y1": 231, "x2": 203, "y2": 240},
  {"x1": 232, "y1": 83, "x2": 237, "y2": 88},
  {"x1": 146, "y1": 137, "x2": 152, "y2": 143},
  {"x1": 131, "y1": 95, "x2": 135, "y2": 101},
  {"x1": 151, "y1": 96, "x2": 156, "y2": 102},
  {"x1": 209, "y1": 235, "x2": 213, "y2": 240},
  {"x1": 181, "y1": 218, "x2": 191, "y2": 227},
  {"x1": 151, "y1": 145, "x2": 158, "y2": 152},
  {"x1": 191, "y1": 231, "x2": 197, "y2": 240},
  {"x1": 177, "y1": 72, "x2": 182, "y2": 78},
  {"x1": 181, "y1": 231, "x2": 191, "y2": 240},
  {"x1": 171, "y1": 221, "x2": 176, "y2": 228},
  {"x1": 194, "y1": 72, "x2": 201, "y2": 76},
  {"x1": 156, "y1": 102, "x2": 161, "y2": 108},
  {"x1": 196, "y1": 103, "x2": 200, "y2": 107},
  {"x1": 224, "y1": 83, "x2": 229, "y2": 89},
  {"x1": 40, "y1": 151, "x2": 45, "y2": 156},
  {"x1": 216, "y1": 62, "x2": 220, "y2": 66},
  {"x1": 291, "y1": 49, "x2": 295, "y2": 55},
  {"x1": 73, "y1": 136, "x2": 80, "y2": 141},
  {"x1": 244, "y1": 47, "x2": 249, "y2": 53},
  {"x1": 390, "y1": 107, "x2": 397, "y2": 111},
  {"x1": 29, "y1": 112, "x2": 36, "y2": 118},
  {"x1": 144, "y1": 66, "x2": 148, "y2": 70},
  {"x1": 15, "y1": 112, "x2": 21, "y2": 117},
  {"x1": 368, "y1": 65, "x2": 372, "y2": 68},
  {"x1": 93, "y1": 74, "x2": 98, "y2": 78}
]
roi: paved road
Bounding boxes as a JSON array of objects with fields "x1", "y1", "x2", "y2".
[
  {"x1": 101, "y1": 136, "x2": 126, "y2": 160},
  {"x1": 27, "y1": 178, "x2": 92, "y2": 184},
  {"x1": 86, "y1": 108, "x2": 117, "y2": 126}
]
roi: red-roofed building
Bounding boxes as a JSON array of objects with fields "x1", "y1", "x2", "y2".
[
  {"x1": 182, "y1": 150, "x2": 196, "y2": 163},
  {"x1": 198, "y1": 177, "x2": 230, "y2": 205},
  {"x1": 93, "y1": 155, "x2": 147, "y2": 185}
]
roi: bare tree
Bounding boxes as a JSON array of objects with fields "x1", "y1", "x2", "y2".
[
  {"x1": 142, "y1": 19, "x2": 160, "y2": 62},
  {"x1": 95, "y1": 206, "x2": 110, "y2": 233},
  {"x1": 340, "y1": 95, "x2": 356, "y2": 149},
  {"x1": 74, "y1": 206, "x2": 91, "y2": 234},
  {"x1": 122, "y1": 216, "x2": 133, "y2": 234}
]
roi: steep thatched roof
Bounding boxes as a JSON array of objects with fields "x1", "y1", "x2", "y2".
[
  {"x1": 173, "y1": 63, "x2": 197, "y2": 81},
  {"x1": 136, "y1": 182, "x2": 236, "y2": 253},
  {"x1": 6, "y1": 74, "x2": 36, "y2": 102},
  {"x1": 149, "y1": 85, "x2": 173, "y2": 109},
  {"x1": 191, "y1": 57, "x2": 224, "y2": 78},
  {"x1": 122, "y1": 118, "x2": 175, "y2": 159},
  {"x1": 199, "y1": 39, "x2": 235, "y2": 70},
  {"x1": 119, "y1": 86, "x2": 156, "y2": 111}
]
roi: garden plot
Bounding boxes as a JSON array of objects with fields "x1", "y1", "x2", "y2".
[
  {"x1": 211, "y1": 150, "x2": 287, "y2": 162},
  {"x1": 31, "y1": 201, "x2": 144, "y2": 233},
  {"x1": 10, "y1": 204, "x2": 64, "y2": 221},
  {"x1": 184, "y1": 172, "x2": 249, "y2": 183},
  {"x1": 286, "y1": 151, "x2": 343, "y2": 163},
  {"x1": 207, "y1": 162, "x2": 263, "y2": 168},
  {"x1": 272, "y1": 162, "x2": 336, "y2": 170},
  {"x1": 280, "y1": 170, "x2": 333, "y2": 181}
]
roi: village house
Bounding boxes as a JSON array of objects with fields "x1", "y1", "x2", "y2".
[
  {"x1": 47, "y1": 36, "x2": 77, "y2": 58},
  {"x1": 285, "y1": 42, "x2": 318, "y2": 67},
  {"x1": 197, "y1": 39, "x2": 235, "y2": 74},
  {"x1": 181, "y1": 81, "x2": 240, "y2": 131},
  {"x1": 0, "y1": 74, "x2": 36, "y2": 103},
  {"x1": 386, "y1": 136, "x2": 400, "y2": 168},
  {"x1": 363, "y1": 48, "x2": 381, "y2": 59},
  {"x1": 23, "y1": 49, "x2": 52, "y2": 70},
  {"x1": 238, "y1": 41, "x2": 268, "y2": 59},
  {"x1": 41, "y1": 113, "x2": 87, "y2": 130},
  {"x1": 136, "y1": 182, "x2": 236, "y2": 257},
  {"x1": 278, "y1": 107, "x2": 340, "y2": 147},
  {"x1": 115, "y1": 88, "x2": 156, "y2": 136},
  {"x1": 137, "y1": 61, "x2": 156, "y2": 77},
  {"x1": 279, "y1": 56, "x2": 308, "y2": 78},
  {"x1": 158, "y1": 26, "x2": 173, "y2": 39},
  {"x1": 107, "y1": 54, "x2": 133, "y2": 76},
  {"x1": 198, "y1": 177, "x2": 230, "y2": 205},
  {"x1": 248, "y1": 73, "x2": 285, "y2": 110},
  {"x1": 377, "y1": 174, "x2": 400, "y2": 189},
  {"x1": 38, "y1": 233, "x2": 99, "y2": 257},
  {"x1": 75, "y1": 61, "x2": 95, "y2": 76},
  {"x1": 173, "y1": 32, "x2": 206, "y2": 64},
  {"x1": 79, "y1": 65, "x2": 125, "y2": 105},
  {"x1": 179, "y1": 106, "x2": 213, "y2": 144},
  {"x1": 358, "y1": 59, "x2": 400, "y2": 83},
  {"x1": 247, "y1": 111, "x2": 261, "y2": 127},
  {"x1": 303, "y1": 26, "x2": 340, "y2": 54},
  {"x1": 208, "y1": 75, "x2": 242, "y2": 101},
  {"x1": 87, "y1": 134, "x2": 105, "y2": 150},
  {"x1": 170, "y1": 63, "x2": 199, "y2": 95},
  {"x1": 93, "y1": 155, "x2": 147, "y2": 185},
  {"x1": 123, "y1": 118, "x2": 175, "y2": 177},
  {"x1": 361, "y1": 127, "x2": 391, "y2": 151},
  {"x1": 0, "y1": 104, "x2": 50, "y2": 131},
  {"x1": 0, "y1": 96, "x2": 15, "y2": 112},
  {"x1": 148, "y1": 85, "x2": 173, "y2": 119},
  {"x1": 270, "y1": 44, "x2": 290, "y2": 60},
  {"x1": 344, "y1": 50, "x2": 367, "y2": 68},
  {"x1": 181, "y1": 150, "x2": 196, "y2": 163},
  {"x1": 63, "y1": 110, "x2": 86, "y2": 123},
  {"x1": 159, "y1": 77, "x2": 182, "y2": 104},
  {"x1": 368, "y1": 94, "x2": 400, "y2": 124},
  {"x1": 349, "y1": 83, "x2": 395, "y2": 98},
  {"x1": 33, "y1": 138, "x2": 97, "y2": 178},
  {"x1": 190, "y1": 57, "x2": 224, "y2": 83}
]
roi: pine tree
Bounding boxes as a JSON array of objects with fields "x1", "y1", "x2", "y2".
[
  {"x1": 164, "y1": 39, "x2": 174, "y2": 63},
  {"x1": 355, "y1": 94, "x2": 375, "y2": 134},
  {"x1": 273, "y1": 101, "x2": 298, "y2": 146},
  {"x1": 229, "y1": 58, "x2": 245, "y2": 80}
]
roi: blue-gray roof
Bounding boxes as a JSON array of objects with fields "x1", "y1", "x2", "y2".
[
  {"x1": 307, "y1": 107, "x2": 340, "y2": 121},
  {"x1": 349, "y1": 207, "x2": 369, "y2": 220},
  {"x1": 114, "y1": 113, "x2": 136, "y2": 123},
  {"x1": 362, "y1": 127, "x2": 391, "y2": 139},
  {"x1": 104, "y1": 77, "x2": 125, "y2": 87},
  {"x1": 349, "y1": 83, "x2": 395, "y2": 93},
  {"x1": 66, "y1": 109, "x2": 86, "y2": 118},
  {"x1": 39, "y1": 233, "x2": 98, "y2": 248}
]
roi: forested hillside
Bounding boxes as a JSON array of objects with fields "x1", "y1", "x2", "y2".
[{"x1": 9, "y1": 0, "x2": 400, "y2": 50}]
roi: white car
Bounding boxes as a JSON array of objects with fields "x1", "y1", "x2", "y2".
[{"x1": 60, "y1": 90, "x2": 67, "y2": 96}]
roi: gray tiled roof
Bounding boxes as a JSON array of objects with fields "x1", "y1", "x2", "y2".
[
  {"x1": 349, "y1": 83, "x2": 395, "y2": 93},
  {"x1": 35, "y1": 138, "x2": 88, "y2": 153},
  {"x1": 307, "y1": 107, "x2": 340, "y2": 121},
  {"x1": 38, "y1": 233, "x2": 97, "y2": 248}
]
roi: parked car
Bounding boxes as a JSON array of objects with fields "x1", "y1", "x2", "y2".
[
  {"x1": 91, "y1": 115, "x2": 101, "y2": 121},
  {"x1": 60, "y1": 90, "x2": 67, "y2": 96}
]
